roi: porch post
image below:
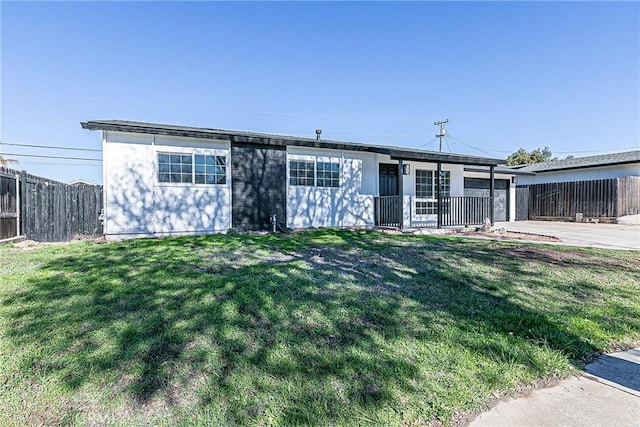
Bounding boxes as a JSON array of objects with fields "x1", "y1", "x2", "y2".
[
  {"x1": 436, "y1": 162, "x2": 442, "y2": 229},
  {"x1": 489, "y1": 165, "x2": 495, "y2": 226},
  {"x1": 398, "y1": 159, "x2": 404, "y2": 229}
]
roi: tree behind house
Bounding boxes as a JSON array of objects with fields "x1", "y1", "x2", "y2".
[
  {"x1": 506, "y1": 147, "x2": 555, "y2": 166},
  {"x1": 0, "y1": 156, "x2": 18, "y2": 166}
]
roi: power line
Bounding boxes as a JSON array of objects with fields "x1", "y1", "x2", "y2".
[
  {"x1": 0, "y1": 153, "x2": 101, "y2": 161},
  {"x1": 551, "y1": 147, "x2": 640, "y2": 154},
  {"x1": 15, "y1": 90, "x2": 389, "y2": 121},
  {"x1": 10, "y1": 161, "x2": 100, "y2": 167},
  {"x1": 447, "y1": 134, "x2": 501, "y2": 157},
  {"x1": 416, "y1": 137, "x2": 439, "y2": 149},
  {"x1": 448, "y1": 134, "x2": 639, "y2": 156},
  {"x1": 0, "y1": 141, "x2": 101, "y2": 152},
  {"x1": 328, "y1": 133, "x2": 426, "y2": 138}
]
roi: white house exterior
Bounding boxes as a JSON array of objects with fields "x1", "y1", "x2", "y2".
[{"x1": 83, "y1": 120, "x2": 514, "y2": 239}]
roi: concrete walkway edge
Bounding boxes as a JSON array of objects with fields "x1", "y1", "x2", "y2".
[{"x1": 469, "y1": 348, "x2": 640, "y2": 426}]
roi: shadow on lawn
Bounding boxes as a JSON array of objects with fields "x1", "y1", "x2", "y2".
[{"x1": 2, "y1": 230, "x2": 635, "y2": 424}]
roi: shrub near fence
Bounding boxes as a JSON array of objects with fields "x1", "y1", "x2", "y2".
[{"x1": 0, "y1": 167, "x2": 103, "y2": 242}]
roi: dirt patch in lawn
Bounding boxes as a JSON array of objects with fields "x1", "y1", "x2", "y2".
[
  {"x1": 457, "y1": 229, "x2": 562, "y2": 242},
  {"x1": 3, "y1": 236, "x2": 97, "y2": 251}
]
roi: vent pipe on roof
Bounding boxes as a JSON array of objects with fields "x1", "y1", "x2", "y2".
[{"x1": 316, "y1": 129, "x2": 322, "y2": 141}]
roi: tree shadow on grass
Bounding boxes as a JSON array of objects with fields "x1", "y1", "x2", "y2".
[{"x1": 2, "y1": 230, "x2": 635, "y2": 425}]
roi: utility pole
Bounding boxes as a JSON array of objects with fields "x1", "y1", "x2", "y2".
[{"x1": 434, "y1": 119, "x2": 448, "y2": 152}]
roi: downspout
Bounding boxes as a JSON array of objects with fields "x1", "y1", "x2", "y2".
[
  {"x1": 490, "y1": 165, "x2": 495, "y2": 225},
  {"x1": 102, "y1": 131, "x2": 108, "y2": 236},
  {"x1": 340, "y1": 150, "x2": 344, "y2": 228},
  {"x1": 398, "y1": 159, "x2": 404, "y2": 230},
  {"x1": 437, "y1": 162, "x2": 442, "y2": 229},
  {"x1": 152, "y1": 135, "x2": 156, "y2": 235}
]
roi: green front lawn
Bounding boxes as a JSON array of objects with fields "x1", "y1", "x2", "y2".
[{"x1": 1, "y1": 230, "x2": 638, "y2": 426}]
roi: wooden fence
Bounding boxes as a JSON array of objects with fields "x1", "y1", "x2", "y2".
[
  {"x1": 525, "y1": 177, "x2": 640, "y2": 220},
  {"x1": 617, "y1": 176, "x2": 640, "y2": 217},
  {"x1": 515, "y1": 186, "x2": 529, "y2": 221},
  {"x1": 0, "y1": 167, "x2": 103, "y2": 242},
  {"x1": 0, "y1": 170, "x2": 19, "y2": 240}
]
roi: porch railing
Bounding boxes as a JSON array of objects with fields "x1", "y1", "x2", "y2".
[
  {"x1": 441, "y1": 196, "x2": 491, "y2": 226},
  {"x1": 375, "y1": 195, "x2": 492, "y2": 228},
  {"x1": 374, "y1": 195, "x2": 401, "y2": 227}
]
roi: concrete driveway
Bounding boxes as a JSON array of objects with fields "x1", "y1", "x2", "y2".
[{"x1": 493, "y1": 220, "x2": 640, "y2": 250}]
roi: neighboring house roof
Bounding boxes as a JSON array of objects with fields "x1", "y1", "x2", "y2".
[
  {"x1": 81, "y1": 120, "x2": 504, "y2": 167},
  {"x1": 512, "y1": 150, "x2": 640, "y2": 173},
  {"x1": 68, "y1": 178, "x2": 95, "y2": 185}
]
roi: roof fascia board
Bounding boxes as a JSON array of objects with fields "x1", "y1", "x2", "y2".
[
  {"x1": 81, "y1": 120, "x2": 502, "y2": 166},
  {"x1": 390, "y1": 154, "x2": 501, "y2": 167},
  {"x1": 533, "y1": 160, "x2": 640, "y2": 173},
  {"x1": 464, "y1": 167, "x2": 535, "y2": 176}
]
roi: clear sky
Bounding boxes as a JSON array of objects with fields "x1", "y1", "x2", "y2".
[{"x1": 1, "y1": 1, "x2": 638, "y2": 184}]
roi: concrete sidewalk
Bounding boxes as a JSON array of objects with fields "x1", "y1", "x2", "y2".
[
  {"x1": 494, "y1": 221, "x2": 640, "y2": 250},
  {"x1": 469, "y1": 348, "x2": 640, "y2": 426}
]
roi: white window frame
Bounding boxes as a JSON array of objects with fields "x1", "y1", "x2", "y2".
[
  {"x1": 415, "y1": 170, "x2": 450, "y2": 216},
  {"x1": 289, "y1": 159, "x2": 316, "y2": 186},
  {"x1": 288, "y1": 155, "x2": 341, "y2": 188},
  {"x1": 156, "y1": 151, "x2": 228, "y2": 186}
]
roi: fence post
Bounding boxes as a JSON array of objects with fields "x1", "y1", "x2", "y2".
[
  {"x1": 14, "y1": 172, "x2": 20, "y2": 238},
  {"x1": 20, "y1": 170, "x2": 28, "y2": 237}
]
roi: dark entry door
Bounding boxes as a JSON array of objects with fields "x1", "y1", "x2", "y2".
[{"x1": 379, "y1": 164, "x2": 399, "y2": 196}]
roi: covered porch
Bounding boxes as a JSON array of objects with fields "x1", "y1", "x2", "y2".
[{"x1": 372, "y1": 151, "x2": 502, "y2": 229}]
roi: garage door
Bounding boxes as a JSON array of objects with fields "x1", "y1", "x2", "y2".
[{"x1": 464, "y1": 178, "x2": 509, "y2": 222}]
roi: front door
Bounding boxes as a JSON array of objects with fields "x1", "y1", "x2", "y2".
[{"x1": 379, "y1": 164, "x2": 399, "y2": 196}]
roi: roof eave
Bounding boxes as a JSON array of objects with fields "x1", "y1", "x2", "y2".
[
  {"x1": 81, "y1": 120, "x2": 504, "y2": 166},
  {"x1": 531, "y1": 159, "x2": 640, "y2": 173},
  {"x1": 464, "y1": 166, "x2": 536, "y2": 176}
]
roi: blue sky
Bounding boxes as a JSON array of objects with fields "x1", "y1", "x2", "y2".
[{"x1": 1, "y1": 1, "x2": 638, "y2": 184}]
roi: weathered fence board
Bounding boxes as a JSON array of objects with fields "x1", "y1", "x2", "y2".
[
  {"x1": 0, "y1": 166, "x2": 103, "y2": 242},
  {"x1": 515, "y1": 186, "x2": 529, "y2": 220},
  {"x1": 524, "y1": 177, "x2": 640, "y2": 220},
  {"x1": 618, "y1": 176, "x2": 640, "y2": 216},
  {"x1": 0, "y1": 171, "x2": 19, "y2": 240}
]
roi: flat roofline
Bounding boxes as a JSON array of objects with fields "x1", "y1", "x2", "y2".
[
  {"x1": 81, "y1": 119, "x2": 505, "y2": 166},
  {"x1": 464, "y1": 166, "x2": 536, "y2": 176},
  {"x1": 531, "y1": 160, "x2": 640, "y2": 173}
]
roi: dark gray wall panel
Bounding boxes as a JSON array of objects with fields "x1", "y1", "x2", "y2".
[
  {"x1": 464, "y1": 177, "x2": 509, "y2": 190},
  {"x1": 231, "y1": 143, "x2": 286, "y2": 231}
]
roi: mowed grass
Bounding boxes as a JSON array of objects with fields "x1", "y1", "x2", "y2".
[{"x1": 0, "y1": 230, "x2": 639, "y2": 426}]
